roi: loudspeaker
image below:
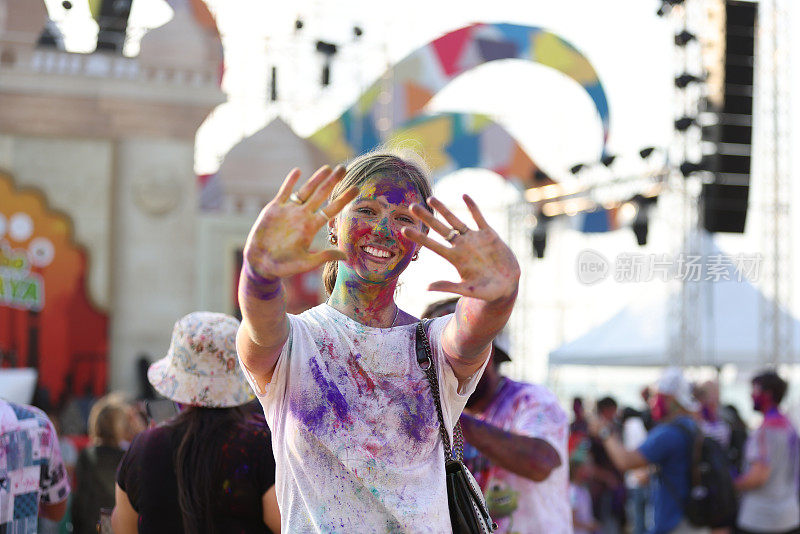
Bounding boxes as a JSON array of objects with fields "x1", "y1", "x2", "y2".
[
  {"x1": 702, "y1": 183, "x2": 749, "y2": 233},
  {"x1": 96, "y1": 0, "x2": 133, "y2": 53},
  {"x1": 700, "y1": 0, "x2": 757, "y2": 233}
]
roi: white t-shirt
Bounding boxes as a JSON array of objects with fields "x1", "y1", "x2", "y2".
[
  {"x1": 242, "y1": 304, "x2": 486, "y2": 533},
  {"x1": 622, "y1": 416, "x2": 648, "y2": 489},
  {"x1": 464, "y1": 379, "x2": 571, "y2": 533}
]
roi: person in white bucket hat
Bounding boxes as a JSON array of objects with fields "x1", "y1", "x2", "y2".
[
  {"x1": 111, "y1": 312, "x2": 280, "y2": 534},
  {"x1": 147, "y1": 312, "x2": 254, "y2": 408}
]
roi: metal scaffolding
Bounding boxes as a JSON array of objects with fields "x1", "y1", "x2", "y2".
[{"x1": 757, "y1": 0, "x2": 794, "y2": 366}]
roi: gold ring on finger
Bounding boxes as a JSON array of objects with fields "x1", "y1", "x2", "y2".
[
  {"x1": 289, "y1": 192, "x2": 305, "y2": 205},
  {"x1": 445, "y1": 229, "x2": 460, "y2": 243}
]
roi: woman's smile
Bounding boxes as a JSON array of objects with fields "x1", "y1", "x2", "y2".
[{"x1": 361, "y1": 244, "x2": 393, "y2": 260}]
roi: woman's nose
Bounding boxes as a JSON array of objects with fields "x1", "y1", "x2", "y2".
[{"x1": 373, "y1": 218, "x2": 392, "y2": 239}]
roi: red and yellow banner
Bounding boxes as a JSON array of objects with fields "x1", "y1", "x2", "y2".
[{"x1": 0, "y1": 172, "x2": 108, "y2": 406}]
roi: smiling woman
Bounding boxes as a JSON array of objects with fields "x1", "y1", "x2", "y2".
[
  {"x1": 236, "y1": 147, "x2": 520, "y2": 532},
  {"x1": 322, "y1": 151, "x2": 433, "y2": 326}
]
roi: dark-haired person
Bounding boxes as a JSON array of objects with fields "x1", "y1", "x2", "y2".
[
  {"x1": 112, "y1": 312, "x2": 279, "y2": 534},
  {"x1": 734, "y1": 371, "x2": 800, "y2": 534},
  {"x1": 422, "y1": 297, "x2": 568, "y2": 533},
  {"x1": 591, "y1": 396, "x2": 627, "y2": 533},
  {"x1": 237, "y1": 149, "x2": 519, "y2": 531}
]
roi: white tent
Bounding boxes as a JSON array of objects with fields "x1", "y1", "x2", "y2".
[{"x1": 549, "y1": 241, "x2": 800, "y2": 367}]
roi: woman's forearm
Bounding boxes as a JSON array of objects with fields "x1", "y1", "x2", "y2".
[
  {"x1": 445, "y1": 287, "x2": 518, "y2": 362},
  {"x1": 237, "y1": 260, "x2": 290, "y2": 384}
]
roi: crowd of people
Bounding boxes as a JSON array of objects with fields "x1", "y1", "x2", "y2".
[
  {"x1": 568, "y1": 369, "x2": 800, "y2": 534},
  {"x1": 1, "y1": 149, "x2": 799, "y2": 534}
]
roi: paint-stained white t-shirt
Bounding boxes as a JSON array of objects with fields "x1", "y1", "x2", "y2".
[{"x1": 242, "y1": 304, "x2": 486, "y2": 533}]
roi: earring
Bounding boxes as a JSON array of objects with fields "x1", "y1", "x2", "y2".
[
  {"x1": 411, "y1": 251, "x2": 419, "y2": 261},
  {"x1": 329, "y1": 232, "x2": 337, "y2": 245}
]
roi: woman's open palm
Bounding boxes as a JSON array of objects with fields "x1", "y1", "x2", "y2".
[
  {"x1": 243, "y1": 166, "x2": 358, "y2": 279},
  {"x1": 402, "y1": 195, "x2": 520, "y2": 302}
]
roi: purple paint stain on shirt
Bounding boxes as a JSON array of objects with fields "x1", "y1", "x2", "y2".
[
  {"x1": 308, "y1": 357, "x2": 350, "y2": 422},
  {"x1": 378, "y1": 378, "x2": 435, "y2": 444}
]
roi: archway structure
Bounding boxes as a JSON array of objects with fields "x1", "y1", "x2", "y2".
[{"x1": 309, "y1": 23, "x2": 610, "y2": 187}]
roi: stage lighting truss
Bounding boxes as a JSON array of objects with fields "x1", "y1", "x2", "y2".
[{"x1": 523, "y1": 165, "x2": 667, "y2": 219}]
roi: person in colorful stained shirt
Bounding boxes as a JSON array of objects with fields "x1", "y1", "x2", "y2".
[
  {"x1": 735, "y1": 371, "x2": 800, "y2": 534},
  {"x1": 237, "y1": 149, "x2": 520, "y2": 532},
  {"x1": 421, "y1": 297, "x2": 569, "y2": 533},
  {"x1": 0, "y1": 398, "x2": 71, "y2": 533}
]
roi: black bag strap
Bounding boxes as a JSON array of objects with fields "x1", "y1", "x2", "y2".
[{"x1": 415, "y1": 320, "x2": 464, "y2": 462}]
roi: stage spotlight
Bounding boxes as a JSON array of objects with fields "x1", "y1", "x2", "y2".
[
  {"x1": 601, "y1": 154, "x2": 616, "y2": 167},
  {"x1": 679, "y1": 161, "x2": 703, "y2": 177},
  {"x1": 631, "y1": 194, "x2": 656, "y2": 246},
  {"x1": 675, "y1": 73, "x2": 703, "y2": 88},
  {"x1": 639, "y1": 147, "x2": 656, "y2": 159},
  {"x1": 570, "y1": 163, "x2": 586, "y2": 175},
  {"x1": 62, "y1": 1, "x2": 72, "y2": 9},
  {"x1": 353, "y1": 26, "x2": 363, "y2": 38},
  {"x1": 294, "y1": 18, "x2": 304, "y2": 31},
  {"x1": 632, "y1": 214, "x2": 649, "y2": 246},
  {"x1": 674, "y1": 30, "x2": 696, "y2": 46},
  {"x1": 316, "y1": 41, "x2": 338, "y2": 88},
  {"x1": 532, "y1": 225, "x2": 547, "y2": 259},
  {"x1": 675, "y1": 116, "x2": 696, "y2": 131},
  {"x1": 531, "y1": 213, "x2": 550, "y2": 259},
  {"x1": 316, "y1": 40, "x2": 338, "y2": 55}
]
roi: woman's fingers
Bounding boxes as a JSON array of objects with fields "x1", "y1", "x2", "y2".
[
  {"x1": 306, "y1": 165, "x2": 346, "y2": 212},
  {"x1": 321, "y1": 185, "x2": 359, "y2": 219},
  {"x1": 428, "y1": 280, "x2": 471, "y2": 296},
  {"x1": 428, "y1": 197, "x2": 470, "y2": 233},
  {"x1": 307, "y1": 248, "x2": 347, "y2": 269},
  {"x1": 410, "y1": 204, "x2": 452, "y2": 238},
  {"x1": 463, "y1": 194, "x2": 489, "y2": 229},
  {"x1": 275, "y1": 168, "x2": 302, "y2": 203},
  {"x1": 292, "y1": 165, "x2": 333, "y2": 205},
  {"x1": 401, "y1": 227, "x2": 452, "y2": 259}
]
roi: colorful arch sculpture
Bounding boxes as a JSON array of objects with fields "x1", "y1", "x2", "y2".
[{"x1": 309, "y1": 22, "x2": 610, "y2": 187}]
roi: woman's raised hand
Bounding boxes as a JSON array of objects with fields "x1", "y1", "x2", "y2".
[
  {"x1": 243, "y1": 165, "x2": 358, "y2": 279},
  {"x1": 402, "y1": 195, "x2": 520, "y2": 302}
]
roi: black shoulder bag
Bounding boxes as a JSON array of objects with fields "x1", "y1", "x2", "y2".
[{"x1": 415, "y1": 321, "x2": 496, "y2": 533}]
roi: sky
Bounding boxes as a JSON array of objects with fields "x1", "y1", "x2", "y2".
[{"x1": 45, "y1": 0, "x2": 800, "y2": 414}]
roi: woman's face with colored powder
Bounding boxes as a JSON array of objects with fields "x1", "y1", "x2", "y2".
[{"x1": 332, "y1": 172, "x2": 426, "y2": 283}]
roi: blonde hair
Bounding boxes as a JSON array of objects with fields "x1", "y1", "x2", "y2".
[
  {"x1": 323, "y1": 147, "x2": 433, "y2": 296},
  {"x1": 88, "y1": 393, "x2": 130, "y2": 447}
]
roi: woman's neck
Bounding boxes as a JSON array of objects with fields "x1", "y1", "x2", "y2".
[{"x1": 328, "y1": 265, "x2": 398, "y2": 327}]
